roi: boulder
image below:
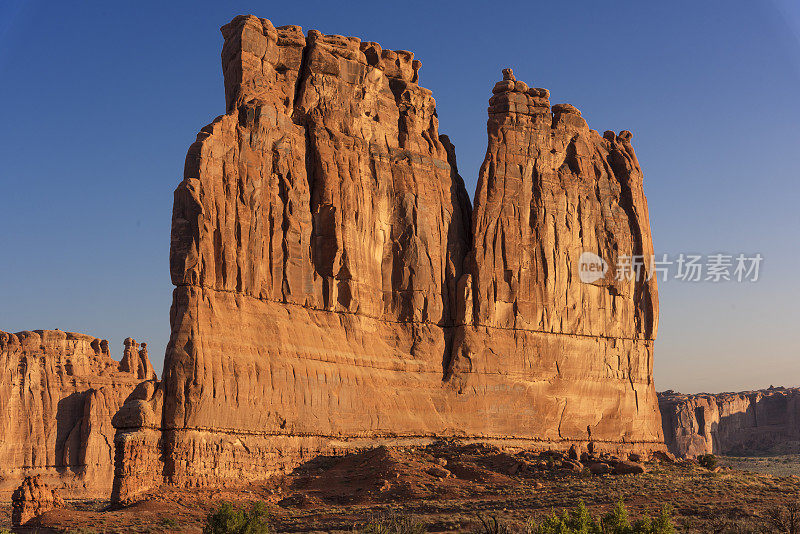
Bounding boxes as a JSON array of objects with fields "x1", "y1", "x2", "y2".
[
  {"x1": 561, "y1": 459, "x2": 584, "y2": 472},
  {"x1": 613, "y1": 460, "x2": 646, "y2": 475},
  {"x1": 426, "y1": 466, "x2": 452, "y2": 479},
  {"x1": 11, "y1": 476, "x2": 64, "y2": 526},
  {"x1": 589, "y1": 462, "x2": 613, "y2": 475},
  {"x1": 568, "y1": 445, "x2": 579, "y2": 460},
  {"x1": 652, "y1": 450, "x2": 677, "y2": 463}
]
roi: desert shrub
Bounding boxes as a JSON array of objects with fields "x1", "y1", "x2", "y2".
[
  {"x1": 203, "y1": 501, "x2": 271, "y2": 534},
  {"x1": 698, "y1": 454, "x2": 718, "y2": 470},
  {"x1": 526, "y1": 499, "x2": 675, "y2": 534},
  {"x1": 529, "y1": 500, "x2": 601, "y2": 533},
  {"x1": 633, "y1": 504, "x2": 675, "y2": 534},
  {"x1": 160, "y1": 516, "x2": 178, "y2": 529},
  {"x1": 474, "y1": 514, "x2": 513, "y2": 534},
  {"x1": 358, "y1": 513, "x2": 426, "y2": 534},
  {"x1": 768, "y1": 500, "x2": 800, "y2": 534},
  {"x1": 602, "y1": 499, "x2": 631, "y2": 532}
]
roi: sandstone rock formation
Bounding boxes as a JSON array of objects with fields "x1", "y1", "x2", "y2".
[
  {"x1": 112, "y1": 15, "x2": 663, "y2": 502},
  {"x1": 11, "y1": 475, "x2": 63, "y2": 526},
  {"x1": 449, "y1": 66, "x2": 660, "y2": 443},
  {"x1": 0, "y1": 330, "x2": 155, "y2": 499},
  {"x1": 659, "y1": 388, "x2": 800, "y2": 457},
  {"x1": 119, "y1": 339, "x2": 157, "y2": 381}
]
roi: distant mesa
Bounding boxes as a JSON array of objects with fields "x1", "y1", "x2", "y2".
[{"x1": 659, "y1": 387, "x2": 800, "y2": 457}]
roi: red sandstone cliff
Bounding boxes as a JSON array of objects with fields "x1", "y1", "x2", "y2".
[
  {"x1": 659, "y1": 388, "x2": 800, "y2": 458},
  {"x1": 0, "y1": 330, "x2": 155, "y2": 499},
  {"x1": 112, "y1": 15, "x2": 663, "y2": 502},
  {"x1": 448, "y1": 68, "x2": 660, "y2": 444}
]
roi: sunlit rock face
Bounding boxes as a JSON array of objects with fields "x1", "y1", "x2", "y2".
[
  {"x1": 0, "y1": 330, "x2": 155, "y2": 499},
  {"x1": 659, "y1": 388, "x2": 800, "y2": 457},
  {"x1": 449, "y1": 67, "x2": 660, "y2": 448},
  {"x1": 112, "y1": 15, "x2": 663, "y2": 502}
]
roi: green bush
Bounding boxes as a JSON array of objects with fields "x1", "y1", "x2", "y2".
[
  {"x1": 632, "y1": 504, "x2": 675, "y2": 534},
  {"x1": 203, "y1": 501, "x2": 271, "y2": 534},
  {"x1": 358, "y1": 513, "x2": 427, "y2": 534},
  {"x1": 529, "y1": 500, "x2": 601, "y2": 533},
  {"x1": 527, "y1": 499, "x2": 675, "y2": 534},
  {"x1": 475, "y1": 514, "x2": 513, "y2": 534},
  {"x1": 698, "y1": 454, "x2": 718, "y2": 470}
]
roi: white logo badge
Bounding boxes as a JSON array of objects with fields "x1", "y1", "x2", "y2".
[{"x1": 578, "y1": 251, "x2": 608, "y2": 283}]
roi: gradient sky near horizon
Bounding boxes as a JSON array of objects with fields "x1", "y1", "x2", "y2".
[{"x1": 1, "y1": 1, "x2": 798, "y2": 394}]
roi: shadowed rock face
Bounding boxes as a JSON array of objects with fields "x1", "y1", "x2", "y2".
[
  {"x1": 112, "y1": 15, "x2": 663, "y2": 502},
  {"x1": 659, "y1": 388, "x2": 800, "y2": 458},
  {"x1": 0, "y1": 330, "x2": 155, "y2": 499}
]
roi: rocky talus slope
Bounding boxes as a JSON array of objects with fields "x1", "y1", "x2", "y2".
[
  {"x1": 659, "y1": 387, "x2": 800, "y2": 457},
  {"x1": 112, "y1": 15, "x2": 663, "y2": 502},
  {"x1": 0, "y1": 330, "x2": 155, "y2": 498}
]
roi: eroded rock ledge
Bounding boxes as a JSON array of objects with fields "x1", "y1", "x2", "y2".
[
  {"x1": 0, "y1": 330, "x2": 155, "y2": 499},
  {"x1": 112, "y1": 15, "x2": 663, "y2": 502}
]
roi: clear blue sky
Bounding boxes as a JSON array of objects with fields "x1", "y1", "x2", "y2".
[{"x1": 1, "y1": 1, "x2": 798, "y2": 394}]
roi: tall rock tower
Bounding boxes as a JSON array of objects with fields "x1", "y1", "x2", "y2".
[
  {"x1": 447, "y1": 68, "x2": 660, "y2": 442},
  {"x1": 112, "y1": 16, "x2": 663, "y2": 502}
]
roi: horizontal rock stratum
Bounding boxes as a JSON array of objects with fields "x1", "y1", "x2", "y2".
[
  {"x1": 659, "y1": 387, "x2": 800, "y2": 458},
  {"x1": 112, "y1": 15, "x2": 664, "y2": 502},
  {"x1": 0, "y1": 330, "x2": 155, "y2": 499}
]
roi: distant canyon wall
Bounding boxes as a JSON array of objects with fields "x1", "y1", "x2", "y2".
[
  {"x1": 112, "y1": 14, "x2": 664, "y2": 502},
  {"x1": 0, "y1": 330, "x2": 155, "y2": 499},
  {"x1": 658, "y1": 388, "x2": 800, "y2": 458}
]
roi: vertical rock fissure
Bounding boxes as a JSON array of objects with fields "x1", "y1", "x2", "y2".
[{"x1": 615, "y1": 168, "x2": 650, "y2": 339}]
